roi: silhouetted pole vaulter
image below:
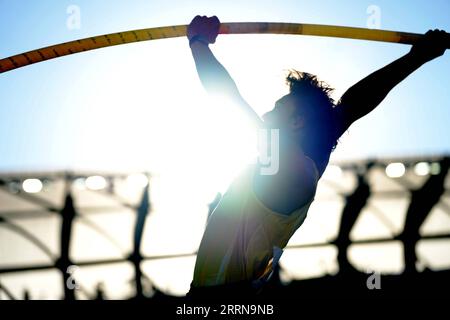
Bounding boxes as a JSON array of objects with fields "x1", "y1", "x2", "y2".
[
  {"x1": 335, "y1": 173, "x2": 371, "y2": 274},
  {"x1": 129, "y1": 183, "x2": 150, "y2": 299},
  {"x1": 401, "y1": 157, "x2": 450, "y2": 274},
  {"x1": 184, "y1": 16, "x2": 448, "y2": 298},
  {"x1": 1, "y1": 22, "x2": 450, "y2": 73},
  {"x1": 57, "y1": 191, "x2": 76, "y2": 300}
]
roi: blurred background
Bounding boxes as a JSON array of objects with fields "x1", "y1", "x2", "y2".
[{"x1": 0, "y1": 0, "x2": 449, "y2": 299}]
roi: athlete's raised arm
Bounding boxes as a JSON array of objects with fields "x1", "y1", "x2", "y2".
[
  {"x1": 333, "y1": 29, "x2": 448, "y2": 138},
  {"x1": 188, "y1": 15, "x2": 264, "y2": 129}
]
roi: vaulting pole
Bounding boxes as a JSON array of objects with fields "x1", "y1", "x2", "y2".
[{"x1": 1, "y1": 22, "x2": 449, "y2": 73}]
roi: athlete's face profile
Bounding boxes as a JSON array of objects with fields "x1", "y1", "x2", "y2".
[{"x1": 263, "y1": 94, "x2": 305, "y2": 132}]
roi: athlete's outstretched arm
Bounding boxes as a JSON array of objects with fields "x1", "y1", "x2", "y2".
[
  {"x1": 188, "y1": 15, "x2": 264, "y2": 129},
  {"x1": 334, "y1": 29, "x2": 448, "y2": 138}
]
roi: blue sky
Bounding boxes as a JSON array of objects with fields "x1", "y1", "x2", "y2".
[{"x1": 0, "y1": 0, "x2": 449, "y2": 171}]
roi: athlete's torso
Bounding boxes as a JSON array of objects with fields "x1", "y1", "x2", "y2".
[{"x1": 192, "y1": 155, "x2": 322, "y2": 287}]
